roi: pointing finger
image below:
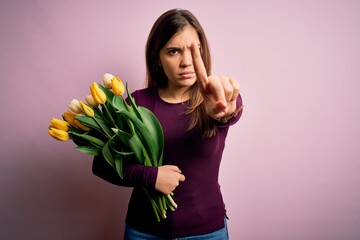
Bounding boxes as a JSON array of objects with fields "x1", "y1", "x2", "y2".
[
  {"x1": 207, "y1": 75, "x2": 228, "y2": 113},
  {"x1": 191, "y1": 43, "x2": 208, "y2": 91}
]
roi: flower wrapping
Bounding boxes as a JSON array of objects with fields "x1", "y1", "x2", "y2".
[{"x1": 48, "y1": 73, "x2": 176, "y2": 221}]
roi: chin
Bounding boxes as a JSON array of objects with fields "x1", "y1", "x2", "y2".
[{"x1": 179, "y1": 78, "x2": 196, "y2": 86}]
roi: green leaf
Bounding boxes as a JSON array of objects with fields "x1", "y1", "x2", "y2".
[
  {"x1": 74, "y1": 115, "x2": 97, "y2": 129},
  {"x1": 119, "y1": 109, "x2": 157, "y2": 165},
  {"x1": 111, "y1": 147, "x2": 134, "y2": 156},
  {"x1": 102, "y1": 141, "x2": 115, "y2": 167},
  {"x1": 70, "y1": 132, "x2": 105, "y2": 148},
  {"x1": 112, "y1": 128, "x2": 130, "y2": 141},
  {"x1": 71, "y1": 137, "x2": 92, "y2": 147},
  {"x1": 116, "y1": 114, "x2": 132, "y2": 133},
  {"x1": 108, "y1": 134, "x2": 134, "y2": 156},
  {"x1": 75, "y1": 146, "x2": 101, "y2": 155},
  {"x1": 141, "y1": 143, "x2": 152, "y2": 167},
  {"x1": 125, "y1": 83, "x2": 142, "y2": 120},
  {"x1": 138, "y1": 106, "x2": 164, "y2": 165},
  {"x1": 111, "y1": 96, "x2": 132, "y2": 132},
  {"x1": 112, "y1": 95, "x2": 129, "y2": 112},
  {"x1": 93, "y1": 107, "x2": 105, "y2": 119},
  {"x1": 75, "y1": 115, "x2": 113, "y2": 137},
  {"x1": 113, "y1": 127, "x2": 145, "y2": 164},
  {"x1": 114, "y1": 155, "x2": 123, "y2": 178}
]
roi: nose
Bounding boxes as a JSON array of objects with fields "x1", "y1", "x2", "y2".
[{"x1": 180, "y1": 51, "x2": 192, "y2": 67}]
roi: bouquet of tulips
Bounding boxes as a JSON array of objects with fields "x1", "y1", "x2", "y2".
[{"x1": 48, "y1": 73, "x2": 176, "y2": 221}]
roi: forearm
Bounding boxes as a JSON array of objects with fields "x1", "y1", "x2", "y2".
[{"x1": 92, "y1": 155, "x2": 158, "y2": 188}]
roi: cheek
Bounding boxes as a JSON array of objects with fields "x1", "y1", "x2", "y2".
[
  {"x1": 162, "y1": 60, "x2": 177, "y2": 76},
  {"x1": 162, "y1": 67, "x2": 174, "y2": 81}
]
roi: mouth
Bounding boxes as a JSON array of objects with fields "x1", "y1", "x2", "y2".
[{"x1": 179, "y1": 71, "x2": 195, "y2": 79}]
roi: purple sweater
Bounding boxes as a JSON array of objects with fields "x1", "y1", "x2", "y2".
[{"x1": 92, "y1": 88, "x2": 242, "y2": 238}]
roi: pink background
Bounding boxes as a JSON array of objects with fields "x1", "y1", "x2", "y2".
[{"x1": 1, "y1": 0, "x2": 360, "y2": 239}]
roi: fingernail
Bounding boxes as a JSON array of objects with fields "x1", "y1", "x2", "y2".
[{"x1": 217, "y1": 102, "x2": 227, "y2": 111}]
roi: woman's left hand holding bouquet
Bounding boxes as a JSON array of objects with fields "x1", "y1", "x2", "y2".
[{"x1": 155, "y1": 165, "x2": 186, "y2": 195}]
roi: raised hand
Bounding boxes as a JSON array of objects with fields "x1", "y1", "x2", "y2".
[{"x1": 191, "y1": 43, "x2": 240, "y2": 120}]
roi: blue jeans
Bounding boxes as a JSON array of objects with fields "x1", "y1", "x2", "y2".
[{"x1": 124, "y1": 218, "x2": 229, "y2": 240}]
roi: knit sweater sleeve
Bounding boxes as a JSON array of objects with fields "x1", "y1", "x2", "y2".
[{"x1": 92, "y1": 155, "x2": 158, "y2": 189}]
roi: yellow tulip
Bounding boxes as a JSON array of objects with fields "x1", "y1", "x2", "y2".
[
  {"x1": 50, "y1": 118, "x2": 69, "y2": 131},
  {"x1": 48, "y1": 128, "x2": 69, "y2": 141},
  {"x1": 79, "y1": 100, "x2": 94, "y2": 117},
  {"x1": 63, "y1": 111, "x2": 91, "y2": 130},
  {"x1": 74, "y1": 119, "x2": 92, "y2": 131},
  {"x1": 90, "y1": 82, "x2": 106, "y2": 104},
  {"x1": 63, "y1": 111, "x2": 78, "y2": 128},
  {"x1": 68, "y1": 99, "x2": 82, "y2": 114},
  {"x1": 103, "y1": 73, "x2": 114, "y2": 88},
  {"x1": 112, "y1": 76, "x2": 125, "y2": 96},
  {"x1": 85, "y1": 94, "x2": 97, "y2": 107}
]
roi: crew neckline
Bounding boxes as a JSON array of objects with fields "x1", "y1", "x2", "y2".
[{"x1": 156, "y1": 90, "x2": 190, "y2": 106}]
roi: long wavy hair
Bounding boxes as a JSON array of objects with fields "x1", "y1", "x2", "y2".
[{"x1": 145, "y1": 9, "x2": 216, "y2": 137}]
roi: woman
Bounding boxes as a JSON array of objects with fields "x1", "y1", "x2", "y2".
[{"x1": 93, "y1": 8, "x2": 243, "y2": 239}]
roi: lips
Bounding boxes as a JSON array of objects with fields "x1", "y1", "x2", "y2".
[{"x1": 179, "y1": 71, "x2": 195, "y2": 79}]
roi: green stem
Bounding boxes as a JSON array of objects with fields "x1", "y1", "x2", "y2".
[
  {"x1": 144, "y1": 189, "x2": 161, "y2": 222},
  {"x1": 157, "y1": 194, "x2": 165, "y2": 217},
  {"x1": 102, "y1": 103, "x2": 119, "y2": 129},
  {"x1": 166, "y1": 194, "x2": 177, "y2": 210}
]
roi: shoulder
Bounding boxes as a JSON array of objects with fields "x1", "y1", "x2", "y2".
[
  {"x1": 131, "y1": 88, "x2": 156, "y2": 99},
  {"x1": 128, "y1": 87, "x2": 159, "y2": 107}
]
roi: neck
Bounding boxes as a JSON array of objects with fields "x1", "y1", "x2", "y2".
[{"x1": 158, "y1": 87, "x2": 190, "y2": 103}]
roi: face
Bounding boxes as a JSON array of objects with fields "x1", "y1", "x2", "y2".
[{"x1": 159, "y1": 25, "x2": 200, "y2": 91}]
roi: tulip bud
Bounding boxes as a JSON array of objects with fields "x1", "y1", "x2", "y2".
[
  {"x1": 85, "y1": 94, "x2": 97, "y2": 107},
  {"x1": 48, "y1": 128, "x2": 69, "y2": 141},
  {"x1": 90, "y1": 82, "x2": 107, "y2": 104},
  {"x1": 50, "y1": 118, "x2": 69, "y2": 131},
  {"x1": 103, "y1": 73, "x2": 114, "y2": 88},
  {"x1": 112, "y1": 76, "x2": 125, "y2": 96},
  {"x1": 79, "y1": 100, "x2": 94, "y2": 117},
  {"x1": 63, "y1": 111, "x2": 78, "y2": 128},
  {"x1": 68, "y1": 99, "x2": 82, "y2": 114}
]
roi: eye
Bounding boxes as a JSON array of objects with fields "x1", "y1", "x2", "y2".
[{"x1": 168, "y1": 49, "x2": 180, "y2": 56}]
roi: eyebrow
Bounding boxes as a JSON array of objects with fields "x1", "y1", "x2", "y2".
[
  {"x1": 164, "y1": 44, "x2": 200, "y2": 50},
  {"x1": 164, "y1": 46, "x2": 182, "y2": 50}
]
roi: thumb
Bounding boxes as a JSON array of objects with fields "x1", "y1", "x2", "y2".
[{"x1": 178, "y1": 173, "x2": 186, "y2": 182}]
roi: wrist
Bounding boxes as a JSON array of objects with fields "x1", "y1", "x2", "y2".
[{"x1": 216, "y1": 105, "x2": 243, "y2": 123}]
